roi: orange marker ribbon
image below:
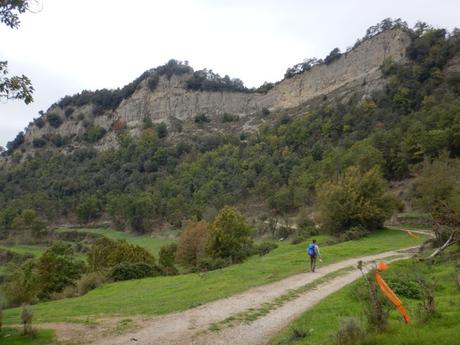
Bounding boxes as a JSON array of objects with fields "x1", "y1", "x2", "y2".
[{"x1": 376, "y1": 261, "x2": 411, "y2": 323}]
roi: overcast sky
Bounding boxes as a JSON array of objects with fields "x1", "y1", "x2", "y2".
[{"x1": 0, "y1": 0, "x2": 459, "y2": 147}]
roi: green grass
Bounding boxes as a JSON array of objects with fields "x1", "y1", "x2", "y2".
[
  {"x1": 0, "y1": 244, "x2": 48, "y2": 257},
  {"x1": 2, "y1": 228, "x2": 425, "y2": 325},
  {"x1": 56, "y1": 227, "x2": 174, "y2": 256},
  {"x1": 0, "y1": 328, "x2": 55, "y2": 345},
  {"x1": 270, "y1": 254, "x2": 460, "y2": 345}
]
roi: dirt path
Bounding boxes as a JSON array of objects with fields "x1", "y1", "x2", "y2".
[{"x1": 87, "y1": 248, "x2": 415, "y2": 345}]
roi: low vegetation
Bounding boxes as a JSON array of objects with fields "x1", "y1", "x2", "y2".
[
  {"x1": 271, "y1": 253, "x2": 459, "y2": 345},
  {"x1": 2, "y1": 229, "x2": 425, "y2": 324},
  {"x1": 2, "y1": 22, "x2": 459, "y2": 235}
]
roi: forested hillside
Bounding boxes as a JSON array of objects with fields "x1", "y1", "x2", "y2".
[{"x1": 0, "y1": 22, "x2": 459, "y2": 234}]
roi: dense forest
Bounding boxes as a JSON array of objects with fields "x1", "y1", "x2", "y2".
[{"x1": 0, "y1": 22, "x2": 459, "y2": 237}]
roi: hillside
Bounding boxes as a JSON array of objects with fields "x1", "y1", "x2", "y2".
[{"x1": 0, "y1": 19, "x2": 459, "y2": 231}]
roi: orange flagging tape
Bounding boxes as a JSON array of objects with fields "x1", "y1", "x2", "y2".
[{"x1": 376, "y1": 261, "x2": 411, "y2": 323}]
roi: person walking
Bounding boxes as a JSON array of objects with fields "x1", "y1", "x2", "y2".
[{"x1": 307, "y1": 239, "x2": 321, "y2": 272}]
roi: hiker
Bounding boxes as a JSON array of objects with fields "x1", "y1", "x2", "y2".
[{"x1": 307, "y1": 239, "x2": 321, "y2": 272}]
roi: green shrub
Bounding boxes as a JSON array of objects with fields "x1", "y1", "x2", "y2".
[
  {"x1": 88, "y1": 237, "x2": 155, "y2": 271},
  {"x1": 64, "y1": 107, "x2": 75, "y2": 118},
  {"x1": 384, "y1": 274, "x2": 423, "y2": 299},
  {"x1": 36, "y1": 243, "x2": 86, "y2": 299},
  {"x1": 4, "y1": 261, "x2": 39, "y2": 307},
  {"x1": 156, "y1": 123, "x2": 168, "y2": 138},
  {"x1": 34, "y1": 117, "x2": 45, "y2": 128},
  {"x1": 196, "y1": 256, "x2": 231, "y2": 272},
  {"x1": 50, "y1": 285, "x2": 78, "y2": 300},
  {"x1": 32, "y1": 138, "x2": 47, "y2": 148},
  {"x1": 339, "y1": 226, "x2": 370, "y2": 241},
  {"x1": 47, "y1": 113, "x2": 62, "y2": 128},
  {"x1": 317, "y1": 166, "x2": 397, "y2": 234},
  {"x1": 76, "y1": 195, "x2": 102, "y2": 223},
  {"x1": 158, "y1": 243, "x2": 177, "y2": 270},
  {"x1": 208, "y1": 206, "x2": 254, "y2": 263},
  {"x1": 194, "y1": 113, "x2": 210, "y2": 124},
  {"x1": 84, "y1": 126, "x2": 106, "y2": 143},
  {"x1": 290, "y1": 225, "x2": 318, "y2": 244},
  {"x1": 147, "y1": 75, "x2": 160, "y2": 91},
  {"x1": 108, "y1": 262, "x2": 160, "y2": 281},
  {"x1": 221, "y1": 113, "x2": 239, "y2": 123},
  {"x1": 77, "y1": 272, "x2": 106, "y2": 295}
]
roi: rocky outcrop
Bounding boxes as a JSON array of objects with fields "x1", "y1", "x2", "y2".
[{"x1": 21, "y1": 28, "x2": 411, "y2": 151}]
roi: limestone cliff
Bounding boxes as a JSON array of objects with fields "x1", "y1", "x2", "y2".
[{"x1": 19, "y1": 28, "x2": 411, "y2": 152}]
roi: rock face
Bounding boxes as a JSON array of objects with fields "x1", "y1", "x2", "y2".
[{"x1": 21, "y1": 29, "x2": 411, "y2": 151}]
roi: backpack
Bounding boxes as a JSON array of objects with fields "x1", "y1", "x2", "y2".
[{"x1": 307, "y1": 243, "x2": 316, "y2": 256}]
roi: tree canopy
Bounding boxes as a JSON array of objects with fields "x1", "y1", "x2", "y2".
[{"x1": 0, "y1": 0, "x2": 34, "y2": 104}]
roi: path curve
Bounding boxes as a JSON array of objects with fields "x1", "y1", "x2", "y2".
[{"x1": 91, "y1": 248, "x2": 416, "y2": 345}]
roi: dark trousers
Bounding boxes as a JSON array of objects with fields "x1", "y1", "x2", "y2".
[{"x1": 309, "y1": 254, "x2": 317, "y2": 272}]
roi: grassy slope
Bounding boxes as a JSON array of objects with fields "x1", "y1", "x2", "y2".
[
  {"x1": 56, "y1": 228, "x2": 174, "y2": 256},
  {"x1": 3, "y1": 229, "x2": 425, "y2": 324},
  {"x1": 271, "y1": 255, "x2": 459, "y2": 345}
]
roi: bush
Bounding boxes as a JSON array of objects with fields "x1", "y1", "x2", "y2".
[
  {"x1": 76, "y1": 195, "x2": 102, "y2": 223},
  {"x1": 77, "y1": 272, "x2": 106, "y2": 295},
  {"x1": 186, "y1": 69, "x2": 247, "y2": 92},
  {"x1": 108, "y1": 262, "x2": 160, "y2": 281},
  {"x1": 290, "y1": 226, "x2": 317, "y2": 244},
  {"x1": 4, "y1": 261, "x2": 39, "y2": 307},
  {"x1": 158, "y1": 243, "x2": 177, "y2": 274},
  {"x1": 221, "y1": 113, "x2": 239, "y2": 123},
  {"x1": 84, "y1": 126, "x2": 107, "y2": 143},
  {"x1": 196, "y1": 256, "x2": 231, "y2": 272},
  {"x1": 208, "y1": 206, "x2": 253, "y2": 263},
  {"x1": 32, "y1": 138, "x2": 47, "y2": 148},
  {"x1": 335, "y1": 317, "x2": 366, "y2": 345},
  {"x1": 255, "y1": 242, "x2": 278, "y2": 256},
  {"x1": 64, "y1": 107, "x2": 75, "y2": 118},
  {"x1": 339, "y1": 226, "x2": 370, "y2": 241},
  {"x1": 47, "y1": 113, "x2": 63, "y2": 128},
  {"x1": 316, "y1": 166, "x2": 397, "y2": 234},
  {"x1": 156, "y1": 123, "x2": 168, "y2": 139},
  {"x1": 36, "y1": 243, "x2": 86, "y2": 299},
  {"x1": 194, "y1": 113, "x2": 211, "y2": 124},
  {"x1": 384, "y1": 269, "x2": 423, "y2": 299},
  {"x1": 34, "y1": 117, "x2": 45, "y2": 128},
  {"x1": 147, "y1": 75, "x2": 160, "y2": 91},
  {"x1": 324, "y1": 47, "x2": 342, "y2": 65},
  {"x1": 50, "y1": 134, "x2": 66, "y2": 147},
  {"x1": 50, "y1": 285, "x2": 78, "y2": 300},
  {"x1": 176, "y1": 221, "x2": 209, "y2": 269},
  {"x1": 6, "y1": 131, "x2": 24, "y2": 151},
  {"x1": 88, "y1": 238, "x2": 155, "y2": 271}
]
